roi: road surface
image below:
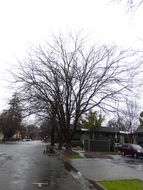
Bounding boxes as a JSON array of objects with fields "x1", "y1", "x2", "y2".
[
  {"x1": 0, "y1": 141, "x2": 84, "y2": 190},
  {"x1": 71, "y1": 154, "x2": 143, "y2": 181}
]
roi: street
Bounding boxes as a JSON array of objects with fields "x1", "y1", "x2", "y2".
[{"x1": 0, "y1": 141, "x2": 84, "y2": 190}]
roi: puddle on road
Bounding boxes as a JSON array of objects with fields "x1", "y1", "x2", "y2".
[
  {"x1": 125, "y1": 160, "x2": 143, "y2": 171},
  {"x1": 0, "y1": 153, "x2": 13, "y2": 166}
]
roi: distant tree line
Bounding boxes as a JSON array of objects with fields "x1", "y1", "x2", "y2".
[
  {"x1": 0, "y1": 93, "x2": 22, "y2": 141},
  {"x1": 0, "y1": 93, "x2": 40, "y2": 141}
]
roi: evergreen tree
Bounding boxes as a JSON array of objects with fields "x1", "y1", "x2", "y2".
[
  {"x1": 0, "y1": 93, "x2": 22, "y2": 140},
  {"x1": 82, "y1": 110, "x2": 104, "y2": 139}
]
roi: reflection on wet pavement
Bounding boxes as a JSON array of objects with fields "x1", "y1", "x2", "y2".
[
  {"x1": 111, "y1": 155, "x2": 143, "y2": 171},
  {"x1": 0, "y1": 152, "x2": 13, "y2": 166},
  {"x1": 0, "y1": 141, "x2": 85, "y2": 190}
]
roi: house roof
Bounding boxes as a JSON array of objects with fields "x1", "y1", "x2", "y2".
[
  {"x1": 95, "y1": 127, "x2": 120, "y2": 133},
  {"x1": 80, "y1": 127, "x2": 130, "y2": 134},
  {"x1": 135, "y1": 127, "x2": 143, "y2": 133}
]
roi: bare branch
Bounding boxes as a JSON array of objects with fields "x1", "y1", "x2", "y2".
[{"x1": 12, "y1": 32, "x2": 142, "y2": 150}]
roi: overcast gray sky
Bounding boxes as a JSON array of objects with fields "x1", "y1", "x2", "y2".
[{"x1": 0, "y1": 0, "x2": 143, "y2": 113}]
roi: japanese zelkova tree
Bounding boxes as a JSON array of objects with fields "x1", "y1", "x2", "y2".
[{"x1": 14, "y1": 33, "x2": 141, "y2": 151}]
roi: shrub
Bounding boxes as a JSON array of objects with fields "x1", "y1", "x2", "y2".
[{"x1": 71, "y1": 140, "x2": 82, "y2": 147}]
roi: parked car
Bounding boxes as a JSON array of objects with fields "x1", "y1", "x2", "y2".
[
  {"x1": 22, "y1": 138, "x2": 32, "y2": 142},
  {"x1": 120, "y1": 143, "x2": 143, "y2": 158}
]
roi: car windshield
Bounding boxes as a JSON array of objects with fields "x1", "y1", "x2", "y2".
[{"x1": 131, "y1": 144, "x2": 142, "y2": 149}]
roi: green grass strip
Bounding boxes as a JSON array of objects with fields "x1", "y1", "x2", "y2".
[
  {"x1": 64, "y1": 151, "x2": 83, "y2": 159},
  {"x1": 100, "y1": 179, "x2": 143, "y2": 190}
]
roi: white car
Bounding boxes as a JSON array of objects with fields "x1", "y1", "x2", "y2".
[{"x1": 22, "y1": 138, "x2": 32, "y2": 142}]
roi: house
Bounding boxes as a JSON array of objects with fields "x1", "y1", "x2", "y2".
[
  {"x1": 73, "y1": 126, "x2": 133, "y2": 151},
  {"x1": 134, "y1": 127, "x2": 143, "y2": 146},
  {"x1": 74, "y1": 127, "x2": 131, "y2": 143}
]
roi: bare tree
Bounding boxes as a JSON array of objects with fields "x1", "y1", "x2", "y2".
[
  {"x1": 107, "y1": 117, "x2": 126, "y2": 131},
  {"x1": 115, "y1": 98, "x2": 139, "y2": 133},
  {"x1": 127, "y1": 0, "x2": 143, "y2": 10},
  {"x1": 124, "y1": 99, "x2": 139, "y2": 132},
  {"x1": 114, "y1": 0, "x2": 143, "y2": 11},
  {"x1": 13, "y1": 33, "x2": 141, "y2": 151},
  {"x1": 139, "y1": 111, "x2": 143, "y2": 127}
]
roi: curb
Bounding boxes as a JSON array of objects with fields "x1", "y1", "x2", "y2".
[
  {"x1": 54, "y1": 149, "x2": 67, "y2": 161},
  {"x1": 54, "y1": 148, "x2": 107, "y2": 190},
  {"x1": 88, "y1": 179, "x2": 108, "y2": 190},
  {"x1": 54, "y1": 149, "x2": 77, "y2": 172}
]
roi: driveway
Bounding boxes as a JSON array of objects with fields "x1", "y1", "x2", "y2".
[{"x1": 71, "y1": 154, "x2": 143, "y2": 181}]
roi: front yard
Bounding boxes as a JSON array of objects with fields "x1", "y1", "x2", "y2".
[{"x1": 63, "y1": 151, "x2": 83, "y2": 159}]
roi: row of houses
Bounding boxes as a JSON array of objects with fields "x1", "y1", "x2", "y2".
[
  {"x1": 1, "y1": 124, "x2": 143, "y2": 150},
  {"x1": 73, "y1": 126, "x2": 143, "y2": 151}
]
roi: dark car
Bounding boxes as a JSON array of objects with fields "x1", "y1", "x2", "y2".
[{"x1": 120, "y1": 143, "x2": 143, "y2": 158}]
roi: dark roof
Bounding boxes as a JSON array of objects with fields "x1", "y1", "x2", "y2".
[
  {"x1": 135, "y1": 127, "x2": 143, "y2": 133},
  {"x1": 79, "y1": 127, "x2": 129, "y2": 133},
  {"x1": 95, "y1": 127, "x2": 120, "y2": 133}
]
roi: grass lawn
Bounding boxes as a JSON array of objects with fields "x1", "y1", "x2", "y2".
[
  {"x1": 99, "y1": 179, "x2": 143, "y2": 190},
  {"x1": 64, "y1": 151, "x2": 83, "y2": 159}
]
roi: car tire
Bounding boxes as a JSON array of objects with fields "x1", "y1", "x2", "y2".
[{"x1": 133, "y1": 153, "x2": 138, "y2": 158}]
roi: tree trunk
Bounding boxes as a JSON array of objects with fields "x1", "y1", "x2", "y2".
[
  {"x1": 50, "y1": 123, "x2": 55, "y2": 146},
  {"x1": 3, "y1": 135, "x2": 6, "y2": 141},
  {"x1": 92, "y1": 131, "x2": 95, "y2": 140},
  {"x1": 58, "y1": 135, "x2": 63, "y2": 150},
  {"x1": 65, "y1": 141, "x2": 72, "y2": 152}
]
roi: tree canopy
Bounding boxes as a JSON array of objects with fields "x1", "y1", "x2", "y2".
[
  {"x1": 0, "y1": 93, "x2": 22, "y2": 140},
  {"x1": 82, "y1": 110, "x2": 104, "y2": 139},
  {"x1": 13, "y1": 33, "x2": 141, "y2": 150}
]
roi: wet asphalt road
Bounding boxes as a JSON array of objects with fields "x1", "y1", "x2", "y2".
[
  {"x1": 112, "y1": 154, "x2": 143, "y2": 171},
  {"x1": 71, "y1": 154, "x2": 143, "y2": 181},
  {"x1": 0, "y1": 141, "x2": 83, "y2": 190}
]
